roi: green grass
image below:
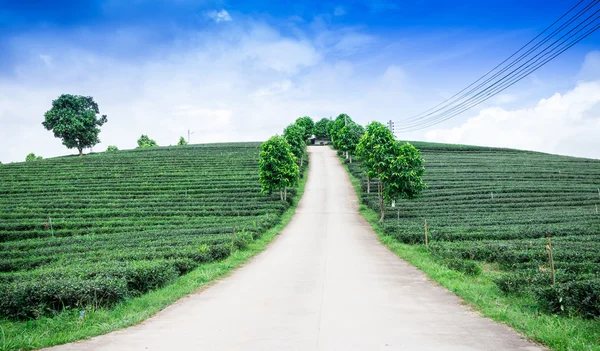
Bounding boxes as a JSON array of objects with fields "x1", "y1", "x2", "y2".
[
  {"x1": 340, "y1": 153, "x2": 600, "y2": 351},
  {"x1": 0, "y1": 147, "x2": 308, "y2": 351}
]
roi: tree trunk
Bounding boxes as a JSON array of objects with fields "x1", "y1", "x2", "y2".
[
  {"x1": 349, "y1": 154, "x2": 352, "y2": 163},
  {"x1": 345, "y1": 151, "x2": 348, "y2": 159},
  {"x1": 300, "y1": 157, "x2": 303, "y2": 167},
  {"x1": 367, "y1": 177, "x2": 370, "y2": 193},
  {"x1": 378, "y1": 181, "x2": 385, "y2": 222},
  {"x1": 78, "y1": 148, "x2": 83, "y2": 156},
  {"x1": 280, "y1": 189, "x2": 283, "y2": 201},
  {"x1": 284, "y1": 187, "x2": 287, "y2": 201}
]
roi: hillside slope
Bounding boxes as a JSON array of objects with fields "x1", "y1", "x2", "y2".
[
  {"x1": 0, "y1": 143, "x2": 297, "y2": 319},
  {"x1": 347, "y1": 141, "x2": 600, "y2": 318}
]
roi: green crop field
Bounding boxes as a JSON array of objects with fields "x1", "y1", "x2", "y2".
[
  {"x1": 0, "y1": 143, "x2": 298, "y2": 320},
  {"x1": 347, "y1": 142, "x2": 600, "y2": 319}
]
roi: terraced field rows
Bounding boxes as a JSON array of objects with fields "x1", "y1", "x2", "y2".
[
  {"x1": 347, "y1": 142, "x2": 600, "y2": 318},
  {"x1": 0, "y1": 143, "x2": 298, "y2": 319}
]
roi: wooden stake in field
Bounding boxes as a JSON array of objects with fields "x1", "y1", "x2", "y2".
[
  {"x1": 546, "y1": 233, "x2": 555, "y2": 285},
  {"x1": 424, "y1": 220, "x2": 429, "y2": 247}
]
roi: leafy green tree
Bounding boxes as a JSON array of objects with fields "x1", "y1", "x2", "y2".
[
  {"x1": 137, "y1": 135, "x2": 158, "y2": 148},
  {"x1": 381, "y1": 142, "x2": 426, "y2": 213},
  {"x1": 283, "y1": 123, "x2": 306, "y2": 167},
  {"x1": 259, "y1": 135, "x2": 299, "y2": 201},
  {"x1": 337, "y1": 122, "x2": 364, "y2": 162},
  {"x1": 314, "y1": 118, "x2": 331, "y2": 139},
  {"x1": 177, "y1": 137, "x2": 188, "y2": 146},
  {"x1": 356, "y1": 122, "x2": 390, "y2": 194},
  {"x1": 329, "y1": 114, "x2": 352, "y2": 149},
  {"x1": 356, "y1": 122, "x2": 397, "y2": 220},
  {"x1": 25, "y1": 153, "x2": 43, "y2": 162},
  {"x1": 106, "y1": 145, "x2": 119, "y2": 152},
  {"x1": 42, "y1": 94, "x2": 107, "y2": 156},
  {"x1": 295, "y1": 116, "x2": 314, "y2": 141}
]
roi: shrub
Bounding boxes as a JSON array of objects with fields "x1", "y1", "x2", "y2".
[
  {"x1": 233, "y1": 230, "x2": 254, "y2": 250},
  {"x1": 534, "y1": 279, "x2": 600, "y2": 319},
  {"x1": 106, "y1": 145, "x2": 119, "y2": 152},
  {"x1": 0, "y1": 277, "x2": 128, "y2": 319},
  {"x1": 444, "y1": 258, "x2": 481, "y2": 276}
]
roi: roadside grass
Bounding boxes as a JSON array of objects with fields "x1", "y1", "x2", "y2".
[
  {"x1": 0, "y1": 168, "x2": 308, "y2": 351},
  {"x1": 340, "y1": 159, "x2": 600, "y2": 351}
]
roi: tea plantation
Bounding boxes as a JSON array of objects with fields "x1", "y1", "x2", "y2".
[
  {"x1": 347, "y1": 142, "x2": 600, "y2": 319},
  {"x1": 0, "y1": 143, "x2": 298, "y2": 319}
]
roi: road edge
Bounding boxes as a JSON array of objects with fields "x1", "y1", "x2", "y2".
[{"x1": 1, "y1": 159, "x2": 310, "y2": 351}]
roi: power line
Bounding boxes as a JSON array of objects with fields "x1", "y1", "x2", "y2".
[
  {"x1": 395, "y1": 0, "x2": 600, "y2": 132},
  {"x1": 401, "y1": 0, "x2": 589, "y2": 124},
  {"x1": 399, "y1": 18, "x2": 600, "y2": 131},
  {"x1": 399, "y1": 10, "x2": 600, "y2": 131}
]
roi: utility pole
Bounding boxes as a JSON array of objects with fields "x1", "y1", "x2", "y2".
[
  {"x1": 188, "y1": 129, "x2": 195, "y2": 144},
  {"x1": 387, "y1": 120, "x2": 394, "y2": 134}
]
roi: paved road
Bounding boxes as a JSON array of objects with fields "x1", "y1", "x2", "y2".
[{"x1": 48, "y1": 146, "x2": 544, "y2": 351}]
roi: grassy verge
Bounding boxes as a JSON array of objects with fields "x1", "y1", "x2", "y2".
[
  {"x1": 0, "y1": 170, "x2": 309, "y2": 351},
  {"x1": 340, "y1": 159, "x2": 600, "y2": 351}
]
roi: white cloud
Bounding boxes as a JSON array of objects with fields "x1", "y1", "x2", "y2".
[
  {"x1": 425, "y1": 81, "x2": 600, "y2": 159},
  {"x1": 0, "y1": 20, "x2": 405, "y2": 163},
  {"x1": 206, "y1": 9, "x2": 232, "y2": 23}
]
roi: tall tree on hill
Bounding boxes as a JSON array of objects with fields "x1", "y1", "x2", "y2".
[
  {"x1": 259, "y1": 135, "x2": 299, "y2": 201},
  {"x1": 295, "y1": 116, "x2": 314, "y2": 141},
  {"x1": 177, "y1": 137, "x2": 188, "y2": 146},
  {"x1": 357, "y1": 122, "x2": 425, "y2": 221},
  {"x1": 337, "y1": 122, "x2": 364, "y2": 162},
  {"x1": 314, "y1": 117, "x2": 331, "y2": 139},
  {"x1": 283, "y1": 123, "x2": 306, "y2": 167},
  {"x1": 42, "y1": 94, "x2": 107, "y2": 156}
]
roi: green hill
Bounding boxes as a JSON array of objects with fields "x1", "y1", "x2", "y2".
[
  {"x1": 0, "y1": 143, "x2": 298, "y2": 319},
  {"x1": 347, "y1": 141, "x2": 600, "y2": 318}
]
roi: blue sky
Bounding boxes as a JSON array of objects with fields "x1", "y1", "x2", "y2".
[{"x1": 1, "y1": 0, "x2": 599, "y2": 162}]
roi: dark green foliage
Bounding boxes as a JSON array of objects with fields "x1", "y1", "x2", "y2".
[
  {"x1": 346, "y1": 141, "x2": 600, "y2": 318},
  {"x1": 444, "y1": 258, "x2": 481, "y2": 276},
  {"x1": 355, "y1": 122, "x2": 425, "y2": 221},
  {"x1": 381, "y1": 142, "x2": 426, "y2": 203},
  {"x1": 329, "y1": 114, "x2": 351, "y2": 149},
  {"x1": 137, "y1": 135, "x2": 157, "y2": 148},
  {"x1": 295, "y1": 116, "x2": 314, "y2": 141},
  {"x1": 233, "y1": 230, "x2": 254, "y2": 250},
  {"x1": 534, "y1": 279, "x2": 600, "y2": 318},
  {"x1": 336, "y1": 122, "x2": 364, "y2": 162},
  {"x1": 106, "y1": 145, "x2": 118, "y2": 152},
  {"x1": 0, "y1": 143, "x2": 300, "y2": 319},
  {"x1": 283, "y1": 123, "x2": 307, "y2": 166},
  {"x1": 314, "y1": 117, "x2": 331, "y2": 139},
  {"x1": 177, "y1": 137, "x2": 187, "y2": 146},
  {"x1": 42, "y1": 94, "x2": 107, "y2": 156}
]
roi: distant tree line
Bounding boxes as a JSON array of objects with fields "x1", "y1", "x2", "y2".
[{"x1": 257, "y1": 113, "x2": 426, "y2": 218}]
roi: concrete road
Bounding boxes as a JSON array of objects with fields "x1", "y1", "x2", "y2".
[{"x1": 47, "y1": 146, "x2": 544, "y2": 351}]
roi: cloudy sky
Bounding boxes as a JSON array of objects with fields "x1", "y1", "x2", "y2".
[{"x1": 1, "y1": 0, "x2": 599, "y2": 163}]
